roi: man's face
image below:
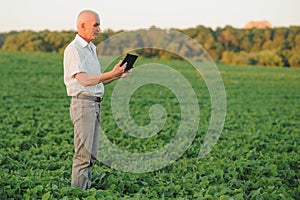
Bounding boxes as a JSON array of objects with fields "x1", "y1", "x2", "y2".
[{"x1": 84, "y1": 14, "x2": 101, "y2": 42}]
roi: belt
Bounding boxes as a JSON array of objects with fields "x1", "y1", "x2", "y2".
[{"x1": 74, "y1": 94, "x2": 103, "y2": 102}]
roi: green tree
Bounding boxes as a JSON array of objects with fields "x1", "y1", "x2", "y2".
[
  {"x1": 221, "y1": 51, "x2": 235, "y2": 64},
  {"x1": 193, "y1": 25, "x2": 213, "y2": 45},
  {"x1": 217, "y1": 26, "x2": 238, "y2": 51},
  {"x1": 271, "y1": 28, "x2": 289, "y2": 50},
  {"x1": 294, "y1": 34, "x2": 300, "y2": 50},
  {"x1": 250, "y1": 29, "x2": 265, "y2": 52},
  {"x1": 288, "y1": 50, "x2": 300, "y2": 67},
  {"x1": 183, "y1": 27, "x2": 199, "y2": 39},
  {"x1": 0, "y1": 33, "x2": 7, "y2": 48},
  {"x1": 1, "y1": 26, "x2": 300, "y2": 67},
  {"x1": 2, "y1": 31, "x2": 45, "y2": 51},
  {"x1": 238, "y1": 29, "x2": 252, "y2": 52},
  {"x1": 234, "y1": 51, "x2": 250, "y2": 65},
  {"x1": 257, "y1": 50, "x2": 283, "y2": 66},
  {"x1": 286, "y1": 27, "x2": 300, "y2": 50}
]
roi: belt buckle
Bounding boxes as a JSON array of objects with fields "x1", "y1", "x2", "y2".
[{"x1": 95, "y1": 96, "x2": 102, "y2": 102}]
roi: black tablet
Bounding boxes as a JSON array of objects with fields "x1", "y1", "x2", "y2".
[{"x1": 120, "y1": 53, "x2": 139, "y2": 72}]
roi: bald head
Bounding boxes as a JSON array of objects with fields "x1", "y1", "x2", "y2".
[
  {"x1": 77, "y1": 10, "x2": 98, "y2": 30},
  {"x1": 76, "y1": 10, "x2": 101, "y2": 42}
]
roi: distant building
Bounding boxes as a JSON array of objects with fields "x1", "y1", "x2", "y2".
[{"x1": 245, "y1": 20, "x2": 272, "y2": 29}]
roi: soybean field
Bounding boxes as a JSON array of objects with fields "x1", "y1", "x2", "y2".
[{"x1": 0, "y1": 51, "x2": 299, "y2": 199}]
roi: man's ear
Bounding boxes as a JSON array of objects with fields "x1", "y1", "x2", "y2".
[{"x1": 81, "y1": 23, "x2": 85, "y2": 30}]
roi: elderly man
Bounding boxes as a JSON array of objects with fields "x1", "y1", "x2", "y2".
[{"x1": 63, "y1": 9, "x2": 129, "y2": 190}]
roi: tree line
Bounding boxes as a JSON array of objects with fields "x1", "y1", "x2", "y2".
[{"x1": 1, "y1": 25, "x2": 300, "y2": 67}]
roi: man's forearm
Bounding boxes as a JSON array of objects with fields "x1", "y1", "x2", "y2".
[
  {"x1": 75, "y1": 71, "x2": 116, "y2": 87},
  {"x1": 75, "y1": 61, "x2": 126, "y2": 87},
  {"x1": 103, "y1": 77, "x2": 120, "y2": 85}
]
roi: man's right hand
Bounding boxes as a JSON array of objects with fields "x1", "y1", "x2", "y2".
[{"x1": 111, "y1": 60, "x2": 127, "y2": 77}]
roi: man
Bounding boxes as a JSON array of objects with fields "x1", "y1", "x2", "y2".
[{"x1": 63, "y1": 9, "x2": 129, "y2": 190}]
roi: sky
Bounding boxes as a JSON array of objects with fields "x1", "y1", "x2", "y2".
[{"x1": 0, "y1": 0, "x2": 300, "y2": 32}]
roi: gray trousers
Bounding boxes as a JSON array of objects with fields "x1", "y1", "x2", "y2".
[{"x1": 70, "y1": 98, "x2": 101, "y2": 190}]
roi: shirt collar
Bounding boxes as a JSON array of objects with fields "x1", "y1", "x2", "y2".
[{"x1": 75, "y1": 34, "x2": 96, "y2": 51}]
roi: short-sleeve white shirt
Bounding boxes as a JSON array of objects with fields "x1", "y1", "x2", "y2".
[{"x1": 63, "y1": 34, "x2": 104, "y2": 97}]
